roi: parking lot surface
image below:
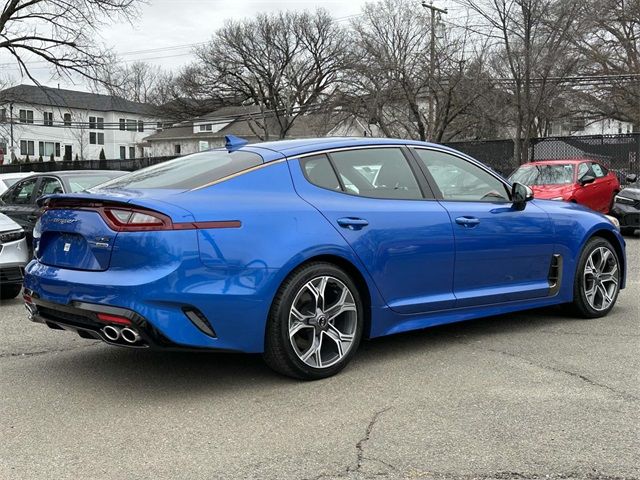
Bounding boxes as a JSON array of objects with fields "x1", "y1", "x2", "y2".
[{"x1": 1, "y1": 235, "x2": 638, "y2": 480}]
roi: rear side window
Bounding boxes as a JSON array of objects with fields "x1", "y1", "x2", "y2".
[
  {"x1": 302, "y1": 154, "x2": 341, "y2": 191},
  {"x1": 99, "y1": 150, "x2": 263, "y2": 190},
  {"x1": 6, "y1": 178, "x2": 37, "y2": 204},
  {"x1": 327, "y1": 148, "x2": 423, "y2": 200}
]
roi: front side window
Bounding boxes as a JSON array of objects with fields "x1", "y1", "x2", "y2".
[
  {"x1": 509, "y1": 164, "x2": 575, "y2": 185},
  {"x1": 7, "y1": 178, "x2": 37, "y2": 204},
  {"x1": 577, "y1": 163, "x2": 591, "y2": 180},
  {"x1": 326, "y1": 148, "x2": 422, "y2": 200},
  {"x1": 591, "y1": 163, "x2": 606, "y2": 178},
  {"x1": 416, "y1": 149, "x2": 510, "y2": 202},
  {"x1": 98, "y1": 150, "x2": 263, "y2": 190}
]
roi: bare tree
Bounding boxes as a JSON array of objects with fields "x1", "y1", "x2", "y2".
[
  {"x1": 0, "y1": 0, "x2": 140, "y2": 84},
  {"x1": 92, "y1": 61, "x2": 175, "y2": 105},
  {"x1": 186, "y1": 10, "x2": 348, "y2": 139},
  {"x1": 461, "y1": 0, "x2": 585, "y2": 163},
  {"x1": 578, "y1": 0, "x2": 640, "y2": 130}
]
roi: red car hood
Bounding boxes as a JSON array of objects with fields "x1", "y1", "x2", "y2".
[{"x1": 530, "y1": 184, "x2": 574, "y2": 199}]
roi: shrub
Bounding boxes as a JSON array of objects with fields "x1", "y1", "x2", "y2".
[
  {"x1": 25, "y1": 154, "x2": 30, "y2": 162},
  {"x1": 99, "y1": 148, "x2": 106, "y2": 160},
  {"x1": 38, "y1": 155, "x2": 43, "y2": 163},
  {"x1": 49, "y1": 153, "x2": 55, "y2": 162}
]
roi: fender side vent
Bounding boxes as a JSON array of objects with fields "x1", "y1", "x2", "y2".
[
  {"x1": 183, "y1": 307, "x2": 217, "y2": 338},
  {"x1": 548, "y1": 254, "x2": 563, "y2": 297}
]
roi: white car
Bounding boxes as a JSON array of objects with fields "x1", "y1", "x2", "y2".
[
  {"x1": 0, "y1": 172, "x2": 34, "y2": 196},
  {"x1": 0, "y1": 212, "x2": 28, "y2": 299}
]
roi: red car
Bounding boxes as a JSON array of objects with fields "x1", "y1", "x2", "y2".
[{"x1": 509, "y1": 159, "x2": 620, "y2": 213}]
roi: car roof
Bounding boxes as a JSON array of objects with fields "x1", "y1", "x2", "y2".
[
  {"x1": 0, "y1": 172, "x2": 34, "y2": 178},
  {"x1": 243, "y1": 137, "x2": 456, "y2": 160}
]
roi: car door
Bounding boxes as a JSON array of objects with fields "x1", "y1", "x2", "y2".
[
  {"x1": 289, "y1": 146, "x2": 457, "y2": 314},
  {"x1": 29, "y1": 176, "x2": 65, "y2": 232},
  {"x1": 0, "y1": 177, "x2": 40, "y2": 234},
  {"x1": 574, "y1": 162, "x2": 600, "y2": 210},
  {"x1": 411, "y1": 147, "x2": 556, "y2": 308},
  {"x1": 589, "y1": 163, "x2": 614, "y2": 212}
]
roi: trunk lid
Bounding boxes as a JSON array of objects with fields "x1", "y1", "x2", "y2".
[{"x1": 35, "y1": 191, "x2": 194, "y2": 271}]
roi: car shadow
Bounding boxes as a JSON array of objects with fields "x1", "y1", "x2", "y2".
[{"x1": 27, "y1": 304, "x2": 589, "y2": 399}]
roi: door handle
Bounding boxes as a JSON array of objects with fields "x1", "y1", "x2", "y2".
[
  {"x1": 337, "y1": 217, "x2": 369, "y2": 230},
  {"x1": 455, "y1": 216, "x2": 480, "y2": 227}
]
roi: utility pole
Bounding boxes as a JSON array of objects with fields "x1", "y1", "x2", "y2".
[
  {"x1": 421, "y1": 1, "x2": 447, "y2": 140},
  {"x1": 9, "y1": 101, "x2": 15, "y2": 161}
]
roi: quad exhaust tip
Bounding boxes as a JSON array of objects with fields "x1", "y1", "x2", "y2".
[
  {"x1": 102, "y1": 325, "x2": 121, "y2": 341},
  {"x1": 121, "y1": 328, "x2": 141, "y2": 344}
]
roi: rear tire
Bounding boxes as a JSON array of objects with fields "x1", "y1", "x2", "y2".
[
  {"x1": 569, "y1": 237, "x2": 621, "y2": 318},
  {"x1": 0, "y1": 284, "x2": 22, "y2": 300},
  {"x1": 264, "y1": 262, "x2": 364, "y2": 380}
]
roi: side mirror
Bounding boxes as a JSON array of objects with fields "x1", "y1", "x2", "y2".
[
  {"x1": 512, "y1": 182, "x2": 533, "y2": 209},
  {"x1": 626, "y1": 173, "x2": 638, "y2": 183},
  {"x1": 580, "y1": 175, "x2": 596, "y2": 186}
]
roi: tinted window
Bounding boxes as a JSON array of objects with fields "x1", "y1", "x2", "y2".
[
  {"x1": 577, "y1": 163, "x2": 590, "y2": 179},
  {"x1": 329, "y1": 148, "x2": 422, "y2": 200},
  {"x1": 510, "y1": 164, "x2": 574, "y2": 185},
  {"x1": 591, "y1": 163, "x2": 606, "y2": 178},
  {"x1": 6, "y1": 178, "x2": 38, "y2": 204},
  {"x1": 98, "y1": 150, "x2": 263, "y2": 190},
  {"x1": 302, "y1": 154, "x2": 341, "y2": 191},
  {"x1": 38, "y1": 177, "x2": 64, "y2": 196},
  {"x1": 416, "y1": 149, "x2": 510, "y2": 202}
]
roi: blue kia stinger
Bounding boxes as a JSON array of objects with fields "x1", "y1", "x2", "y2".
[{"x1": 23, "y1": 137, "x2": 627, "y2": 379}]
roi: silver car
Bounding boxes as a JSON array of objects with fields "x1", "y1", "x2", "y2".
[{"x1": 0, "y1": 212, "x2": 28, "y2": 300}]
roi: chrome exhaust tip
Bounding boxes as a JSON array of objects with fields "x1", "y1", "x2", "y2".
[
  {"x1": 102, "y1": 325, "x2": 121, "y2": 341},
  {"x1": 120, "y1": 328, "x2": 141, "y2": 344}
]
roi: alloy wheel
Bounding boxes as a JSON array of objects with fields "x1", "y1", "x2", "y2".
[
  {"x1": 583, "y1": 246, "x2": 619, "y2": 311},
  {"x1": 288, "y1": 275, "x2": 358, "y2": 369}
]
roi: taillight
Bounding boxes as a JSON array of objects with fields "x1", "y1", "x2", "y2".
[{"x1": 102, "y1": 208, "x2": 171, "y2": 231}]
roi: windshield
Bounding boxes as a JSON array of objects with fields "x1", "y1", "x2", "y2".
[
  {"x1": 509, "y1": 164, "x2": 575, "y2": 185},
  {"x1": 98, "y1": 150, "x2": 263, "y2": 190}
]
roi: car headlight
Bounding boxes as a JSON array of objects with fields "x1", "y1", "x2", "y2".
[
  {"x1": 550, "y1": 196, "x2": 564, "y2": 201},
  {"x1": 614, "y1": 195, "x2": 636, "y2": 206},
  {"x1": 0, "y1": 229, "x2": 25, "y2": 243},
  {"x1": 605, "y1": 215, "x2": 620, "y2": 230}
]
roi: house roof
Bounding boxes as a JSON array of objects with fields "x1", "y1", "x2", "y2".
[
  {"x1": 0, "y1": 85, "x2": 158, "y2": 116},
  {"x1": 145, "y1": 110, "x2": 341, "y2": 143}
]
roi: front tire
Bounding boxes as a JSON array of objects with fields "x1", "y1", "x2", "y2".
[
  {"x1": 570, "y1": 237, "x2": 621, "y2": 318},
  {"x1": 264, "y1": 262, "x2": 364, "y2": 380}
]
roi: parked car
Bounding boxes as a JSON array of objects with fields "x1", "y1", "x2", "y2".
[
  {"x1": 611, "y1": 174, "x2": 639, "y2": 235},
  {"x1": 0, "y1": 212, "x2": 29, "y2": 299},
  {"x1": 22, "y1": 137, "x2": 626, "y2": 379},
  {"x1": 509, "y1": 159, "x2": 620, "y2": 213},
  {"x1": 0, "y1": 172, "x2": 34, "y2": 196},
  {"x1": 0, "y1": 170, "x2": 127, "y2": 243}
]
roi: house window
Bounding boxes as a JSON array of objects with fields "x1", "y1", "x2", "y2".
[
  {"x1": 97, "y1": 117, "x2": 104, "y2": 130},
  {"x1": 119, "y1": 118, "x2": 126, "y2": 131},
  {"x1": 43, "y1": 112, "x2": 53, "y2": 126},
  {"x1": 90, "y1": 133, "x2": 105, "y2": 145},
  {"x1": 63, "y1": 113, "x2": 71, "y2": 126},
  {"x1": 157, "y1": 122, "x2": 163, "y2": 130},
  {"x1": 0, "y1": 109, "x2": 7, "y2": 122},
  {"x1": 38, "y1": 141, "x2": 57, "y2": 157},
  {"x1": 97, "y1": 133, "x2": 104, "y2": 145},
  {"x1": 127, "y1": 119, "x2": 136, "y2": 132},
  {"x1": 137, "y1": 120, "x2": 144, "y2": 132},
  {"x1": 19, "y1": 110, "x2": 34, "y2": 124},
  {"x1": 119, "y1": 146, "x2": 126, "y2": 160},
  {"x1": 89, "y1": 116, "x2": 96, "y2": 129},
  {"x1": 199, "y1": 124, "x2": 213, "y2": 132},
  {"x1": 174, "y1": 144, "x2": 181, "y2": 155},
  {"x1": 129, "y1": 146, "x2": 136, "y2": 159},
  {"x1": 20, "y1": 140, "x2": 35, "y2": 156}
]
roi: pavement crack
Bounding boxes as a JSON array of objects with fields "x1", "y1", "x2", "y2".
[
  {"x1": 486, "y1": 348, "x2": 639, "y2": 402},
  {"x1": 0, "y1": 341, "x2": 101, "y2": 360}
]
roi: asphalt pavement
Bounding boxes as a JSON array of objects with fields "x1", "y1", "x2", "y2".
[{"x1": 1, "y1": 234, "x2": 638, "y2": 480}]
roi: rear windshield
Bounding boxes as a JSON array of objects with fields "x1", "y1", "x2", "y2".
[
  {"x1": 509, "y1": 164, "x2": 575, "y2": 185},
  {"x1": 97, "y1": 150, "x2": 263, "y2": 190},
  {"x1": 68, "y1": 174, "x2": 126, "y2": 192}
]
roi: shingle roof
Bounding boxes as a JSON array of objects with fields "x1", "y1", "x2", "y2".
[{"x1": 0, "y1": 85, "x2": 158, "y2": 116}]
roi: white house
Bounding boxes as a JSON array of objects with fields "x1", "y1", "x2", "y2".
[{"x1": 0, "y1": 85, "x2": 166, "y2": 163}]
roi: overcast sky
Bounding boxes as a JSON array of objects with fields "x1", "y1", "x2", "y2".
[{"x1": 2, "y1": 0, "x2": 374, "y2": 90}]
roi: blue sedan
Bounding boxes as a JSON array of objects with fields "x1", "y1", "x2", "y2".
[{"x1": 23, "y1": 137, "x2": 626, "y2": 379}]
